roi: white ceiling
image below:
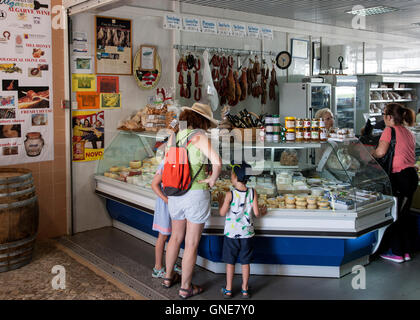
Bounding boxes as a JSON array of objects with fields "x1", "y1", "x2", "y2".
[{"x1": 176, "y1": 0, "x2": 420, "y2": 38}]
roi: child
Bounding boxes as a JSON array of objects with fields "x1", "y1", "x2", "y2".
[
  {"x1": 217, "y1": 162, "x2": 267, "y2": 299},
  {"x1": 151, "y1": 161, "x2": 181, "y2": 278}
]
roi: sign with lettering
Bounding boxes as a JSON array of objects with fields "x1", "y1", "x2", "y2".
[
  {"x1": 0, "y1": 0, "x2": 54, "y2": 165},
  {"x1": 163, "y1": 14, "x2": 181, "y2": 30},
  {"x1": 201, "y1": 19, "x2": 217, "y2": 34}
]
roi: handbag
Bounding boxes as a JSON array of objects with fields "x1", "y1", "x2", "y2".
[{"x1": 376, "y1": 127, "x2": 396, "y2": 176}]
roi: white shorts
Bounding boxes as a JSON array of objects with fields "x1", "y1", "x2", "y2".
[{"x1": 168, "y1": 189, "x2": 211, "y2": 224}]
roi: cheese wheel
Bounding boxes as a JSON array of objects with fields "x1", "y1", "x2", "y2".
[
  {"x1": 129, "y1": 160, "x2": 142, "y2": 169},
  {"x1": 296, "y1": 205, "x2": 307, "y2": 210},
  {"x1": 307, "y1": 196, "x2": 317, "y2": 205},
  {"x1": 109, "y1": 166, "x2": 121, "y2": 173},
  {"x1": 307, "y1": 204, "x2": 318, "y2": 210},
  {"x1": 286, "y1": 204, "x2": 296, "y2": 209},
  {"x1": 295, "y1": 201, "x2": 307, "y2": 207}
]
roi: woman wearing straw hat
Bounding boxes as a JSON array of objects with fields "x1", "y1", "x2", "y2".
[{"x1": 162, "y1": 103, "x2": 222, "y2": 299}]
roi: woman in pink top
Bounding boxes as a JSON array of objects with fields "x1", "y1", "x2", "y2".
[{"x1": 372, "y1": 103, "x2": 418, "y2": 263}]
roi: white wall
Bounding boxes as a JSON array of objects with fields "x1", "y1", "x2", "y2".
[{"x1": 70, "y1": 0, "x2": 420, "y2": 234}]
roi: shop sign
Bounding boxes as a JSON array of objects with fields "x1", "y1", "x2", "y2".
[
  {"x1": 163, "y1": 14, "x2": 181, "y2": 30},
  {"x1": 247, "y1": 24, "x2": 260, "y2": 39},
  {"x1": 261, "y1": 26, "x2": 274, "y2": 40},
  {"x1": 201, "y1": 19, "x2": 217, "y2": 34},
  {"x1": 182, "y1": 16, "x2": 200, "y2": 32},
  {"x1": 217, "y1": 21, "x2": 232, "y2": 36},
  {"x1": 232, "y1": 23, "x2": 246, "y2": 37}
]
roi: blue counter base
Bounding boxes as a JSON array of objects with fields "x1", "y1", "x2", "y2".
[{"x1": 106, "y1": 199, "x2": 376, "y2": 278}]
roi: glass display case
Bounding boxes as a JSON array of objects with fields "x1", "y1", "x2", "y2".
[{"x1": 94, "y1": 130, "x2": 396, "y2": 239}]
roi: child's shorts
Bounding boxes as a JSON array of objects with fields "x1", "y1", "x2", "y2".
[
  {"x1": 222, "y1": 236, "x2": 254, "y2": 265},
  {"x1": 152, "y1": 197, "x2": 172, "y2": 235}
]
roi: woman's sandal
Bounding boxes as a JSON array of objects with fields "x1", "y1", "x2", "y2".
[
  {"x1": 241, "y1": 289, "x2": 251, "y2": 299},
  {"x1": 179, "y1": 284, "x2": 204, "y2": 299},
  {"x1": 162, "y1": 272, "x2": 181, "y2": 289},
  {"x1": 221, "y1": 287, "x2": 233, "y2": 299}
]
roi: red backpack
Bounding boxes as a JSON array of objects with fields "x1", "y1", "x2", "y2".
[{"x1": 162, "y1": 130, "x2": 203, "y2": 196}]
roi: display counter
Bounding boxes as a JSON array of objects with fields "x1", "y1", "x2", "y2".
[{"x1": 94, "y1": 130, "x2": 396, "y2": 277}]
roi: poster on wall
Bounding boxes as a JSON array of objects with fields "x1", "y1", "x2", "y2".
[
  {"x1": 72, "y1": 110, "x2": 104, "y2": 162},
  {"x1": 72, "y1": 74, "x2": 96, "y2": 92},
  {"x1": 97, "y1": 76, "x2": 119, "y2": 93},
  {"x1": 0, "y1": 0, "x2": 54, "y2": 165},
  {"x1": 95, "y1": 16, "x2": 132, "y2": 75}
]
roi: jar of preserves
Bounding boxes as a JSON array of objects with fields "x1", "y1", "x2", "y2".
[
  {"x1": 311, "y1": 118, "x2": 320, "y2": 129},
  {"x1": 319, "y1": 118, "x2": 326, "y2": 129},
  {"x1": 286, "y1": 128, "x2": 296, "y2": 142},
  {"x1": 320, "y1": 128, "x2": 328, "y2": 142},
  {"x1": 295, "y1": 118, "x2": 304, "y2": 129},
  {"x1": 303, "y1": 118, "x2": 311, "y2": 129},
  {"x1": 295, "y1": 128, "x2": 304, "y2": 142},
  {"x1": 285, "y1": 116, "x2": 296, "y2": 129},
  {"x1": 272, "y1": 115, "x2": 280, "y2": 124},
  {"x1": 265, "y1": 115, "x2": 273, "y2": 133},
  {"x1": 273, "y1": 132, "x2": 280, "y2": 143},
  {"x1": 24, "y1": 132, "x2": 44, "y2": 157},
  {"x1": 266, "y1": 132, "x2": 273, "y2": 143},
  {"x1": 311, "y1": 127, "x2": 320, "y2": 142},
  {"x1": 303, "y1": 128, "x2": 312, "y2": 142}
]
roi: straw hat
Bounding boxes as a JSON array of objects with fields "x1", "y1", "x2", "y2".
[{"x1": 181, "y1": 103, "x2": 219, "y2": 128}]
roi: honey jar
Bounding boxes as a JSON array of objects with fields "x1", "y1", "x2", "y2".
[
  {"x1": 286, "y1": 128, "x2": 296, "y2": 142},
  {"x1": 285, "y1": 116, "x2": 296, "y2": 129}
]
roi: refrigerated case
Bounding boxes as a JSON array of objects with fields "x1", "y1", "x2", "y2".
[
  {"x1": 356, "y1": 74, "x2": 420, "y2": 135},
  {"x1": 279, "y1": 83, "x2": 331, "y2": 120},
  {"x1": 94, "y1": 130, "x2": 396, "y2": 278},
  {"x1": 322, "y1": 75, "x2": 357, "y2": 130}
]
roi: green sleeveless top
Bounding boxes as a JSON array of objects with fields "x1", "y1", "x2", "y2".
[{"x1": 176, "y1": 129, "x2": 208, "y2": 191}]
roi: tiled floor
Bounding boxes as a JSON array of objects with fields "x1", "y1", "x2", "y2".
[
  {"x1": 0, "y1": 239, "x2": 135, "y2": 300},
  {"x1": 60, "y1": 227, "x2": 420, "y2": 300}
]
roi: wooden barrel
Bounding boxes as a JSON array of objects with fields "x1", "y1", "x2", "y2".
[{"x1": 0, "y1": 168, "x2": 39, "y2": 273}]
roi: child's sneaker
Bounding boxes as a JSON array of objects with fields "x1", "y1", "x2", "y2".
[
  {"x1": 152, "y1": 267, "x2": 166, "y2": 278},
  {"x1": 404, "y1": 253, "x2": 412, "y2": 261},
  {"x1": 174, "y1": 264, "x2": 182, "y2": 274},
  {"x1": 380, "y1": 252, "x2": 404, "y2": 263}
]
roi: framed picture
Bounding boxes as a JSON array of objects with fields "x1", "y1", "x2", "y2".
[
  {"x1": 95, "y1": 16, "x2": 132, "y2": 75},
  {"x1": 100, "y1": 93, "x2": 121, "y2": 109},
  {"x1": 312, "y1": 41, "x2": 321, "y2": 75},
  {"x1": 291, "y1": 38, "x2": 309, "y2": 59},
  {"x1": 139, "y1": 45, "x2": 157, "y2": 71}
]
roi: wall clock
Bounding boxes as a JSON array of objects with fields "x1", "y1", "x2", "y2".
[{"x1": 275, "y1": 51, "x2": 292, "y2": 70}]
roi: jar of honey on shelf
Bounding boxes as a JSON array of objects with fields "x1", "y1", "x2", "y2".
[
  {"x1": 295, "y1": 127, "x2": 304, "y2": 142},
  {"x1": 320, "y1": 128, "x2": 328, "y2": 142},
  {"x1": 319, "y1": 118, "x2": 326, "y2": 129},
  {"x1": 286, "y1": 128, "x2": 296, "y2": 142},
  {"x1": 311, "y1": 118, "x2": 320, "y2": 142},
  {"x1": 285, "y1": 116, "x2": 296, "y2": 129},
  {"x1": 296, "y1": 118, "x2": 304, "y2": 129}
]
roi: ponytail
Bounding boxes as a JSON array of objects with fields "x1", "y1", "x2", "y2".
[
  {"x1": 403, "y1": 108, "x2": 415, "y2": 127},
  {"x1": 384, "y1": 103, "x2": 415, "y2": 127}
]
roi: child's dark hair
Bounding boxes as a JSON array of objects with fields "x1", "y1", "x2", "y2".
[{"x1": 384, "y1": 103, "x2": 415, "y2": 126}]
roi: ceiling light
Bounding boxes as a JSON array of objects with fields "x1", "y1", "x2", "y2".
[
  {"x1": 346, "y1": 6, "x2": 398, "y2": 16},
  {"x1": 412, "y1": 22, "x2": 420, "y2": 27}
]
